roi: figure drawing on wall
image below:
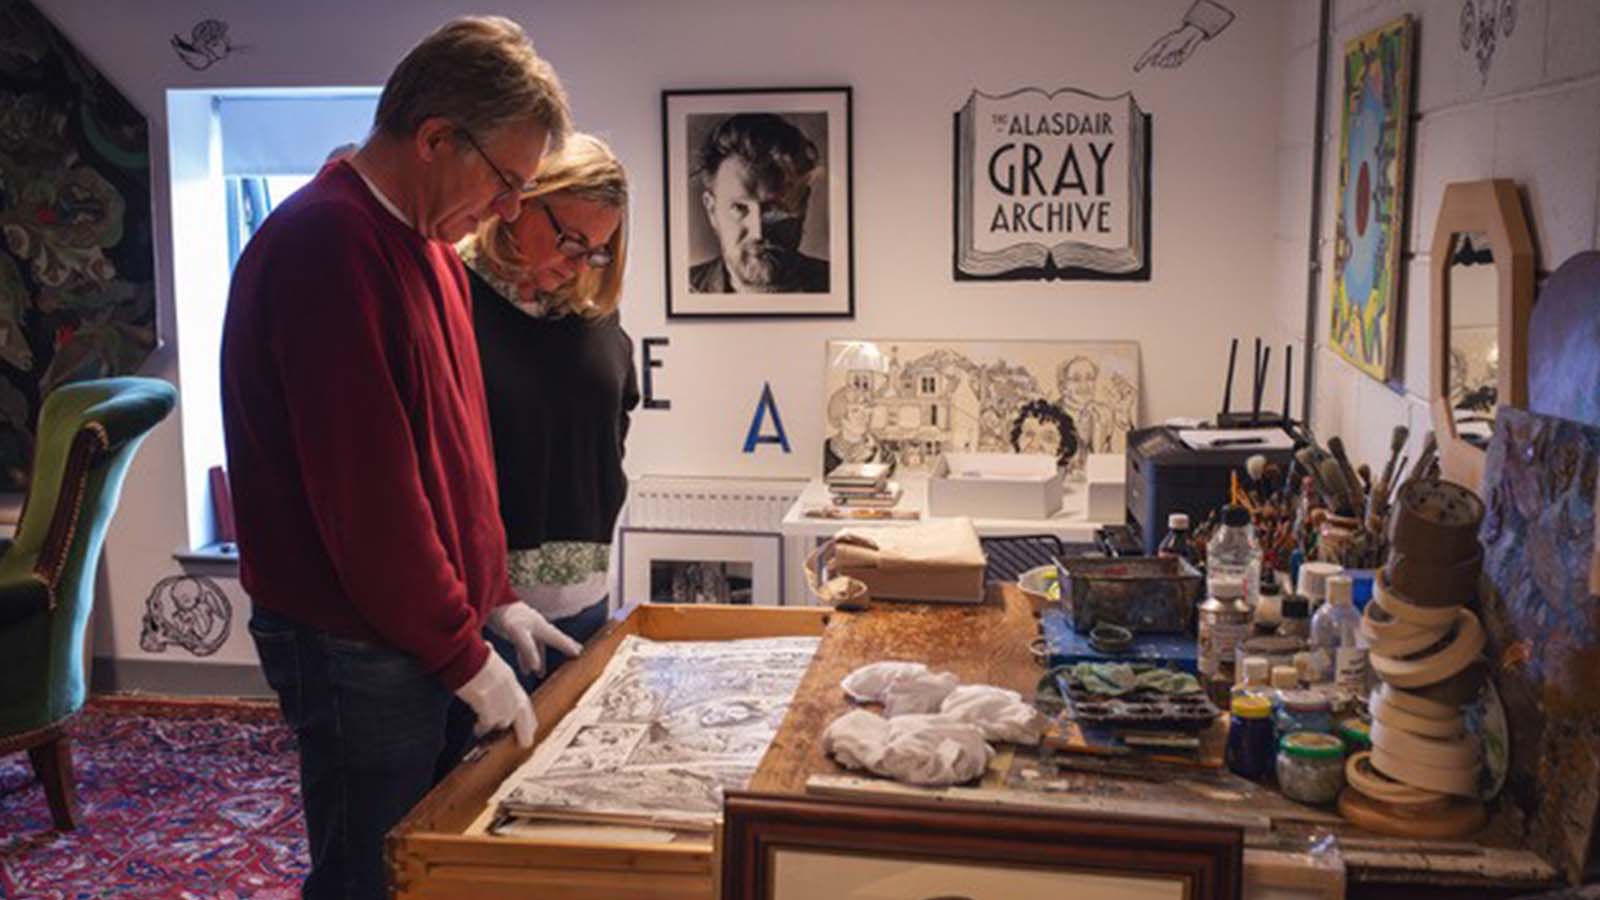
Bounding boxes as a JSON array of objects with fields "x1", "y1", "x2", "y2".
[
  {"x1": 823, "y1": 340, "x2": 1138, "y2": 480},
  {"x1": 1460, "y1": 1, "x2": 1516, "y2": 87},
  {"x1": 1133, "y1": 0, "x2": 1235, "y2": 72},
  {"x1": 0, "y1": 0, "x2": 158, "y2": 489},
  {"x1": 140, "y1": 575, "x2": 232, "y2": 656},
  {"x1": 1329, "y1": 16, "x2": 1415, "y2": 383},
  {"x1": 171, "y1": 19, "x2": 238, "y2": 71}
]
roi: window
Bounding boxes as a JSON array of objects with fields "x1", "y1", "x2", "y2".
[
  {"x1": 920, "y1": 374, "x2": 937, "y2": 395},
  {"x1": 168, "y1": 89, "x2": 378, "y2": 552}
]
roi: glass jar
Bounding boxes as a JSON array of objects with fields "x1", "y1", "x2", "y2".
[
  {"x1": 1276, "y1": 732, "x2": 1346, "y2": 805},
  {"x1": 1274, "y1": 690, "x2": 1333, "y2": 736},
  {"x1": 1225, "y1": 694, "x2": 1275, "y2": 780},
  {"x1": 1337, "y1": 717, "x2": 1371, "y2": 752}
]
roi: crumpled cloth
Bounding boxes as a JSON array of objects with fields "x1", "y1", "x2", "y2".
[
  {"x1": 823, "y1": 709, "x2": 993, "y2": 786},
  {"x1": 841, "y1": 661, "x2": 960, "y2": 716},
  {"x1": 1067, "y1": 663, "x2": 1200, "y2": 697},
  {"x1": 938, "y1": 684, "x2": 1045, "y2": 745}
]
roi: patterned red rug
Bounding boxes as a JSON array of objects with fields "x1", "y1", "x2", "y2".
[{"x1": 0, "y1": 696, "x2": 307, "y2": 899}]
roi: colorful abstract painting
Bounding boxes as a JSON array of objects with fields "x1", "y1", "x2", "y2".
[
  {"x1": 1479, "y1": 407, "x2": 1600, "y2": 883},
  {"x1": 0, "y1": 1, "x2": 157, "y2": 489},
  {"x1": 1329, "y1": 16, "x2": 1414, "y2": 382}
]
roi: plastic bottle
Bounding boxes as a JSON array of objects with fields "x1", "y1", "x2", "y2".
[
  {"x1": 1310, "y1": 574, "x2": 1367, "y2": 696},
  {"x1": 1158, "y1": 512, "x2": 1193, "y2": 563},
  {"x1": 1206, "y1": 505, "x2": 1262, "y2": 610}
]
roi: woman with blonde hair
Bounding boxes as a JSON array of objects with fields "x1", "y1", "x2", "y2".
[{"x1": 459, "y1": 132, "x2": 638, "y2": 687}]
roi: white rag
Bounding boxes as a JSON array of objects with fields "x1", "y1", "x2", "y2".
[
  {"x1": 938, "y1": 684, "x2": 1046, "y2": 745},
  {"x1": 823, "y1": 709, "x2": 993, "y2": 787},
  {"x1": 841, "y1": 661, "x2": 960, "y2": 716}
]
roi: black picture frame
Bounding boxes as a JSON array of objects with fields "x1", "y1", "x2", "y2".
[{"x1": 662, "y1": 87, "x2": 854, "y2": 319}]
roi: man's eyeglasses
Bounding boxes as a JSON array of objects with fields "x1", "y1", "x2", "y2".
[
  {"x1": 458, "y1": 128, "x2": 538, "y2": 205},
  {"x1": 540, "y1": 201, "x2": 615, "y2": 268}
]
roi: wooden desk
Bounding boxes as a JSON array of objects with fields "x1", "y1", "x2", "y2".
[
  {"x1": 752, "y1": 585, "x2": 1038, "y2": 794},
  {"x1": 391, "y1": 590, "x2": 1559, "y2": 899}
]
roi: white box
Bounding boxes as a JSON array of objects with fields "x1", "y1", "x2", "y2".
[
  {"x1": 927, "y1": 453, "x2": 1063, "y2": 520},
  {"x1": 1085, "y1": 452, "x2": 1127, "y2": 523}
]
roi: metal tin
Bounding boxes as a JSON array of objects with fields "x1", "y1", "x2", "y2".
[{"x1": 1056, "y1": 555, "x2": 1204, "y2": 634}]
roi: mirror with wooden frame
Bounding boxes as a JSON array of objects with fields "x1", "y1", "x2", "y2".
[{"x1": 1429, "y1": 179, "x2": 1535, "y2": 493}]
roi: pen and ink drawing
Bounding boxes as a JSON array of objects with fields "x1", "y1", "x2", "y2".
[
  {"x1": 493, "y1": 635, "x2": 819, "y2": 830},
  {"x1": 171, "y1": 19, "x2": 237, "y2": 71},
  {"x1": 1133, "y1": 0, "x2": 1235, "y2": 72},
  {"x1": 1460, "y1": 0, "x2": 1516, "y2": 87},
  {"x1": 139, "y1": 574, "x2": 232, "y2": 656},
  {"x1": 824, "y1": 340, "x2": 1139, "y2": 479}
]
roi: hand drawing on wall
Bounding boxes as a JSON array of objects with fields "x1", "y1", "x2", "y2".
[
  {"x1": 171, "y1": 19, "x2": 236, "y2": 71},
  {"x1": 139, "y1": 575, "x2": 231, "y2": 656},
  {"x1": 824, "y1": 340, "x2": 1140, "y2": 480},
  {"x1": 1460, "y1": 1, "x2": 1516, "y2": 87},
  {"x1": 1133, "y1": 0, "x2": 1235, "y2": 72}
]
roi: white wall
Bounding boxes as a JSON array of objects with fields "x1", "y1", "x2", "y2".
[
  {"x1": 1299, "y1": 0, "x2": 1600, "y2": 474},
  {"x1": 34, "y1": 0, "x2": 1290, "y2": 671}
]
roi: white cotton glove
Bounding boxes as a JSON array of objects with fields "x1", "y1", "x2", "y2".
[
  {"x1": 486, "y1": 602, "x2": 585, "y2": 677},
  {"x1": 454, "y1": 645, "x2": 536, "y2": 747},
  {"x1": 939, "y1": 685, "x2": 1046, "y2": 745}
]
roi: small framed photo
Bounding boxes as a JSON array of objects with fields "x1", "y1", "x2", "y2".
[
  {"x1": 616, "y1": 528, "x2": 785, "y2": 606},
  {"x1": 722, "y1": 792, "x2": 1243, "y2": 900},
  {"x1": 662, "y1": 87, "x2": 853, "y2": 319}
]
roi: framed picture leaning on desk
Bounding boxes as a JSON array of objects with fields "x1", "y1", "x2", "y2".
[
  {"x1": 722, "y1": 792, "x2": 1242, "y2": 899},
  {"x1": 617, "y1": 527, "x2": 785, "y2": 606}
]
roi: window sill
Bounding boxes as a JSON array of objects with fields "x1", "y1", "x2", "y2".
[{"x1": 174, "y1": 541, "x2": 240, "y2": 574}]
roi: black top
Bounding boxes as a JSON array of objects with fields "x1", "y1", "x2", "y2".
[{"x1": 469, "y1": 269, "x2": 639, "y2": 550}]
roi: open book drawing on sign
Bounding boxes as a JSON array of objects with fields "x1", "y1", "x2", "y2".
[{"x1": 954, "y1": 87, "x2": 1151, "y2": 281}]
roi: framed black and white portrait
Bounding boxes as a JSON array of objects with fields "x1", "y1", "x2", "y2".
[{"x1": 663, "y1": 87, "x2": 853, "y2": 319}]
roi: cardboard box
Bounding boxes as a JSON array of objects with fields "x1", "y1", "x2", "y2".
[
  {"x1": 927, "y1": 452, "x2": 1063, "y2": 519},
  {"x1": 1085, "y1": 452, "x2": 1127, "y2": 522},
  {"x1": 833, "y1": 518, "x2": 987, "y2": 604}
]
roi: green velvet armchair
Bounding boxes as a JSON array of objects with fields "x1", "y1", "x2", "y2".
[{"x1": 0, "y1": 377, "x2": 176, "y2": 830}]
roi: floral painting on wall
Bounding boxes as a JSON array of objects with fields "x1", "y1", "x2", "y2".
[{"x1": 0, "y1": 0, "x2": 157, "y2": 489}]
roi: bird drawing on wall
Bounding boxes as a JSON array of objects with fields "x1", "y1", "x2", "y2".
[{"x1": 171, "y1": 19, "x2": 233, "y2": 71}]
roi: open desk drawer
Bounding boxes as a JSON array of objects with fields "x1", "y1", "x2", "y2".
[{"x1": 387, "y1": 603, "x2": 830, "y2": 900}]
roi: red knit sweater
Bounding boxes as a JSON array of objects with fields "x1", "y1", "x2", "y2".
[{"x1": 221, "y1": 161, "x2": 511, "y2": 690}]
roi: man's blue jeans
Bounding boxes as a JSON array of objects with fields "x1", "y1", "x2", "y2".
[{"x1": 249, "y1": 608, "x2": 475, "y2": 900}]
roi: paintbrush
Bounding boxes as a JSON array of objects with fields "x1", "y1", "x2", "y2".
[
  {"x1": 1318, "y1": 458, "x2": 1356, "y2": 515},
  {"x1": 1374, "y1": 425, "x2": 1409, "y2": 503},
  {"x1": 1296, "y1": 446, "x2": 1331, "y2": 502},
  {"x1": 1326, "y1": 436, "x2": 1363, "y2": 513}
]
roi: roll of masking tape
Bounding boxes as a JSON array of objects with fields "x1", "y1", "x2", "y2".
[
  {"x1": 1345, "y1": 751, "x2": 1450, "y2": 807},
  {"x1": 1370, "y1": 608, "x2": 1484, "y2": 688},
  {"x1": 1361, "y1": 602, "x2": 1450, "y2": 657},
  {"x1": 1371, "y1": 744, "x2": 1479, "y2": 798},
  {"x1": 1374, "y1": 573, "x2": 1462, "y2": 628},
  {"x1": 1372, "y1": 682, "x2": 1462, "y2": 721},
  {"x1": 1387, "y1": 480, "x2": 1486, "y2": 564},
  {"x1": 1370, "y1": 720, "x2": 1479, "y2": 770},
  {"x1": 1383, "y1": 548, "x2": 1482, "y2": 608},
  {"x1": 1372, "y1": 688, "x2": 1464, "y2": 739}
]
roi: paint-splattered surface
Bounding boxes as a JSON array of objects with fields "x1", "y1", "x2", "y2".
[{"x1": 1479, "y1": 406, "x2": 1600, "y2": 883}]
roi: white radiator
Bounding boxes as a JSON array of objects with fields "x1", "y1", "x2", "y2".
[
  {"x1": 625, "y1": 476, "x2": 805, "y2": 532},
  {"x1": 619, "y1": 476, "x2": 813, "y2": 606}
]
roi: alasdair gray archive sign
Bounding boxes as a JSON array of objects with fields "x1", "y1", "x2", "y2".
[{"x1": 954, "y1": 87, "x2": 1151, "y2": 281}]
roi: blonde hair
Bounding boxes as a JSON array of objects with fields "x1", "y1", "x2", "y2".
[
  {"x1": 472, "y1": 132, "x2": 628, "y2": 319},
  {"x1": 375, "y1": 16, "x2": 571, "y2": 150}
]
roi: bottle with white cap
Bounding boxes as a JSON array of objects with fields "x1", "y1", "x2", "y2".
[
  {"x1": 1296, "y1": 561, "x2": 1343, "y2": 611},
  {"x1": 1158, "y1": 512, "x2": 1193, "y2": 564},
  {"x1": 1310, "y1": 574, "x2": 1367, "y2": 696}
]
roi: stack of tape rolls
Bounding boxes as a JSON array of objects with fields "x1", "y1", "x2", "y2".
[{"x1": 1340, "y1": 479, "x2": 1489, "y2": 837}]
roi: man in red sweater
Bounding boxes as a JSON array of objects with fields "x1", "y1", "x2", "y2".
[{"x1": 221, "y1": 18, "x2": 581, "y2": 900}]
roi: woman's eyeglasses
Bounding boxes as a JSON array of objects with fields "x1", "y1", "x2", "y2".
[{"x1": 540, "y1": 202, "x2": 615, "y2": 268}]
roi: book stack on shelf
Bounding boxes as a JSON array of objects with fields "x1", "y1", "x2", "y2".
[{"x1": 826, "y1": 462, "x2": 900, "y2": 508}]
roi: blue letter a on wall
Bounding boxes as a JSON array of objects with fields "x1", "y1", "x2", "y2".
[{"x1": 743, "y1": 382, "x2": 791, "y2": 453}]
